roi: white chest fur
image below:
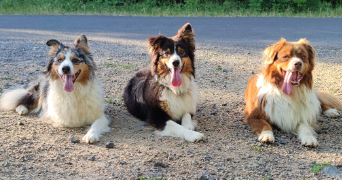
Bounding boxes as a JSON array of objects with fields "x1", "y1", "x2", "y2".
[
  {"x1": 257, "y1": 75, "x2": 321, "y2": 133},
  {"x1": 159, "y1": 74, "x2": 199, "y2": 121},
  {"x1": 47, "y1": 78, "x2": 105, "y2": 127}
]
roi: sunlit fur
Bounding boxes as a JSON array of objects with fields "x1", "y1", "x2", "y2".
[
  {"x1": 124, "y1": 23, "x2": 203, "y2": 142},
  {"x1": 244, "y1": 38, "x2": 342, "y2": 147},
  {"x1": 0, "y1": 35, "x2": 110, "y2": 144}
]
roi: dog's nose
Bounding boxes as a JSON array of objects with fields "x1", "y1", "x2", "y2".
[
  {"x1": 62, "y1": 66, "x2": 70, "y2": 74},
  {"x1": 294, "y1": 61, "x2": 302, "y2": 69},
  {"x1": 172, "y1": 60, "x2": 180, "y2": 67}
]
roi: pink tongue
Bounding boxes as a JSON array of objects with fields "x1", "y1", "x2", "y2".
[
  {"x1": 282, "y1": 71, "x2": 293, "y2": 95},
  {"x1": 63, "y1": 75, "x2": 74, "y2": 92},
  {"x1": 171, "y1": 68, "x2": 182, "y2": 87}
]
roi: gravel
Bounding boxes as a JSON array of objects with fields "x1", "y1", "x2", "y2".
[{"x1": 1, "y1": 17, "x2": 342, "y2": 179}]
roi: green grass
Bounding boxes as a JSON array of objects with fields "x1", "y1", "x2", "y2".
[
  {"x1": 311, "y1": 162, "x2": 331, "y2": 173},
  {"x1": 1, "y1": 77, "x2": 13, "y2": 80},
  {"x1": 215, "y1": 65, "x2": 222, "y2": 71},
  {"x1": 105, "y1": 97, "x2": 113, "y2": 104},
  {"x1": 139, "y1": 176, "x2": 166, "y2": 180},
  {"x1": 250, "y1": 145, "x2": 262, "y2": 152},
  {"x1": 0, "y1": 0, "x2": 342, "y2": 17},
  {"x1": 103, "y1": 62, "x2": 135, "y2": 69}
]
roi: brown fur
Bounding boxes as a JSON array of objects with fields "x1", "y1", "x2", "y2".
[{"x1": 245, "y1": 38, "x2": 341, "y2": 141}]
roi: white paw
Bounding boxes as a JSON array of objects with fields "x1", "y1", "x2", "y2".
[
  {"x1": 82, "y1": 129, "x2": 100, "y2": 144},
  {"x1": 182, "y1": 120, "x2": 196, "y2": 130},
  {"x1": 258, "y1": 130, "x2": 275, "y2": 143},
  {"x1": 323, "y1": 109, "x2": 339, "y2": 118},
  {"x1": 16, "y1": 105, "x2": 28, "y2": 115},
  {"x1": 184, "y1": 131, "x2": 204, "y2": 142},
  {"x1": 300, "y1": 135, "x2": 318, "y2": 147}
]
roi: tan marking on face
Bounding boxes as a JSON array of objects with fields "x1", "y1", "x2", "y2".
[
  {"x1": 74, "y1": 63, "x2": 89, "y2": 85},
  {"x1": 51, "y1": 64, "x2": 60, "y2": 81},
  {"x1": 156, "y1": 58, "x2": 170, "y2": 78},
  {"x1": 159, "y1": 101, "x2": 172, "y2": 118},
  {"x1": 70, "y1": 54, "x2": 77, "y2": 61},
  {"x1": 59, "y1": 54, "x2": 65, "y2": 61},
  {"x1": 181, "y1": 57, "x2": 193, "y2": 77}
]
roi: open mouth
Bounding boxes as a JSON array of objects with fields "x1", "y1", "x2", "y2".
[
  {"x1": 282, "y1": 69, "x2": 303, "y2": 85},
  {"x1": 165, "y1": 64, "x2": 183, "y2": 87},
  {"x1": 281, "y1": 69, "x2": 303, "y2": 95},
  {"x1": 59, "y1": 70, "x2": 81, "y2": 92}
]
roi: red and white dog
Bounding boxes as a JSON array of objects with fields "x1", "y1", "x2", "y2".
[{"x1": 244, "y1": 38, "x2": 342, "y2": 147}]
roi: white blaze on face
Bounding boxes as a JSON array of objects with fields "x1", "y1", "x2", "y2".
[
  {"x1": 58, "y1": 51, "x2": 74, "y2": 75},
  {"x1": 288, "y1": 56, "x2": 303, "y2": 72},
  {"x1": 169, "y1": 45, "x2": 183, "y2": 87}
]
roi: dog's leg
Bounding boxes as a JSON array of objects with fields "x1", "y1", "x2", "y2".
[
  {"x1": 16, "y1": 105, "x2": 29, "y2": 115},
  {"x1": 297, "y1": 123, "x2": 318, "y2": 147},
  {"x1": 155, "y1": 120, "x2": 204, "y2": 142},
  {"x1": 82, "y1": 114, "x2": 111, "y2": 144},
  {"x1": 181, "y1": 113, "x2": 197, "y2": 130},
  {"x1": 247, "y1": 109, "x2": 274, "y2": 143}
]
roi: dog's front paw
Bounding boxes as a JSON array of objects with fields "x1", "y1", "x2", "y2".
[
  {"x1": 184, "y1": 131, "x2": 204, "y2": 142},
  {"x1": 16, "y1": 105, "x2": 28, "y2": 115},
  {"x1": 323, "y1": 109, "x2": 339, "y2": 118},
  {"x1": 82, "y1": 129, "x2": 100, "y2": 144},
  {"x1": 258, "y1": 130, "x2": 275, "y2": 143},
  {"x1": 182, "y1": 120, "x2": 196, "y2": 130},
  {"x1": 300, "y1": 135, "x2": 318, "y2": 147}
]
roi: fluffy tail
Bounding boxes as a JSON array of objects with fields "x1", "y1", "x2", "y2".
[
  {"x1": 316, "y1": 91, "x2": 342, "y2": 111},
  {"x1": 0, "y1": 75, "x2": 44, "y2": 114},
  {"x1": 0, "y1": 88, "x2": 31, "y2": 111}
]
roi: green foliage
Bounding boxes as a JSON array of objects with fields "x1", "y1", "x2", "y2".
[
  {"x1": 251, "y1": 145, "x2": 262, "y2": 152},
  {"x1": 311, "y1": 162, "x2": 331, "y2": 173},
  {"x1": 0, "y1": 0, "x2": 341, "y2": 17}
]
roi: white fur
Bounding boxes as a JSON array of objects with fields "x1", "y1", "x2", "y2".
[
  {"x1": 258, "y1": 130, "x2": 275, "y2": 143},
  {"x1": 159, "y1": 75, "x2": 198, "y2": 120},
  {"x1": 16, "y1": 105, "x2": 28, "y2": 115},
  {"x1": 181, "y1": 113, "x2": 197, "y2": 130},
  {"x1": 0, "y1": 88, "x2": 29, "y2": 111},
  {"x1": 257, "y1": 75, "x2": 320, "y2": 134},
  {"x1": 289, "y1": 57, "x2": 303, "y2": 72},
  {"x1": 168, "y1": 46, "x2": 182, "y2": 68},
  {"x1": 323, "y1": 109, "x2": 339, "y2": 118},
  {"x1": 47, "y1": 77, "x2": 110, "y2": 143},
  {"x1": 297, "y1": 124, "x2": 318, "y2": 147},
  {"x1": 58, "y1": 51, "x2": 74, "y2": 75},
  {"x1": 155, "y1": 120, "x2": 203, "y2": 142}
]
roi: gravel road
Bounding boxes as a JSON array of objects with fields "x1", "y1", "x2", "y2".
[{"x1": 0, "y1": 16, "x2": 342, "y2": 179}]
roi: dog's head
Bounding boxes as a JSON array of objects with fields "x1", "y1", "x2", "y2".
[
  {"x1": 263, "y1": 38, "x2": 316, "y2": 95},
  {"x1": 46, "y1": 34, "x2": 95, "y2": 92},
  {"x1": 148, "y1": 23, "x2": 195, "y2": 87}
]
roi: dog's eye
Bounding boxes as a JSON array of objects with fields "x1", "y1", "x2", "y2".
[
  {"x1": 301, "y1": 55, "x2": 306, "y2": 59},
  {"x1": 57, "y1": 59, "x2": 63, "y2": 63},
  {"x1": 162, "y1": 52, "x2": 170, "y2": 57},
  {"x1": 282, "y1": 56, "x2": 290, "y2": 60},
  {"x1": 178, "y1": 49, "x2": 185, "y2": 56},
  {"x1": 72, "y1": 59, "x2": 80, "y2": 63}
]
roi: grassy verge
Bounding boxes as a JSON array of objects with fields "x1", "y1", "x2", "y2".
[{"x1": 0, "y1": 0, "x2": 342, "y2": 17}]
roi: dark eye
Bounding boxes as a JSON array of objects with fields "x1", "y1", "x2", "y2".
[
  {"x1": 162, "y1": 52, "x2": 170, "y2": 57},
  {"x1": 72, "y1": 59, "x2": 80, "y2": 63},
  {"x1": 282, "y1": 56, "x2": 290, "y2": 60},
  {"x1": 301, "y1": 55, "x2": 306, "y2": 59},
  {"x1": 178, "y1": 49, "x2": 185, "y2": 55}
]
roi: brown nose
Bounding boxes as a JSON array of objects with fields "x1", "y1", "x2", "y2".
[{"x1": 294, "y1": 61, "x2": 302, "y2": 69}]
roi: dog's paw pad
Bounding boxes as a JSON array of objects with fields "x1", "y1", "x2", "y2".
[
  {"x1": 323, "y1": 109, "x2": 339, "y2": 118},
  {"x1": 16, "y1": 105, "x2": 28, "y2": 115},
  {"x1": 184, "y1": 131, "x2": 204, "y2": 142},
  {"x1": 82, "y1": 130, "x2": 100, "y2": 144},
  {"x1": 258, "y1": 130, "x2": 275, "y2": 143},
  {"x1": 301, "y1": 136, "x2": 318, "y2": 147}
]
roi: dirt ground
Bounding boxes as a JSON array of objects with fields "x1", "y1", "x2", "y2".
[{"x1": 1, "y1": 24, "x2": 342, "y2": 180}]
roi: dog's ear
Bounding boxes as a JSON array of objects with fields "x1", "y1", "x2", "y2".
[
  {"x1": 263, "y1": 38, "x2": 286, "y2": 65},
  {"x1": 177, "y1": 23, "x2": 195, "y2": 51},
  {"x1": 74, "y1": 34, "x2": 91, "y2": 55},
  {"x1": 148, "y1": 35, "x2": 167, "y2": 56},
  {"x1": 298, "y1": 38, "x2": 316, "y2": 68},
  {"x1": 46, "y1": 39, "x2": 61, "y2": 55},
  {"x1": 148, "y1": 35, "x2": 167, "y2": 75}
]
